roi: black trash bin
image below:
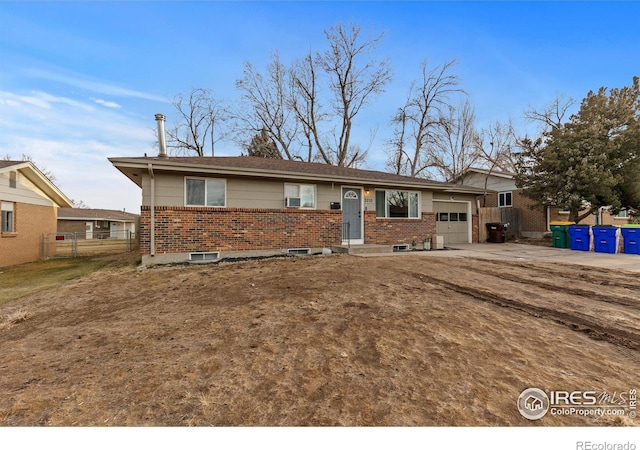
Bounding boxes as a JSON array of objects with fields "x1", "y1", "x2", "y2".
[{"x1": 486, "y1": 223, "x2": 506, "y2": 243}]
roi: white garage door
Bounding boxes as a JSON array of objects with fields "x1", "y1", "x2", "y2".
[{"x1": 434, "y1": 202, "x2": 470, "y2": 245}]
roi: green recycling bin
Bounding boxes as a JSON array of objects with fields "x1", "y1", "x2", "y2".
[{"x1": 549, "y1": 221, "x2": 574, "y2": 248}]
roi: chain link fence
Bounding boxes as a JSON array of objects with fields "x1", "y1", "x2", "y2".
[{"x1": 42, "y1": 230, "x2": 138, "y2": 259}]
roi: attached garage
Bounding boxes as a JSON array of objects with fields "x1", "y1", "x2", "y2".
[{"x1": 434, "y1": 201, "x2": 471, "y2": 245}]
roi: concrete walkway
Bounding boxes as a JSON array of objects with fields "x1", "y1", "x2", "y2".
[{"x1": 355, "y1": 243, "x2": 640, "y2": 273}]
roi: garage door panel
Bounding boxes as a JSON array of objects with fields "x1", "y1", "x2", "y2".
[{"x1": 434, "y1": 202, "x2": 470, "y2": 245}]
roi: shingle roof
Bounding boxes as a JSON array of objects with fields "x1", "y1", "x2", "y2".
[
  {"x1": 109, "y1": 156, "x2": 490, "y2": 194},
  {"x1": 154, "y1": 156, "x2": 460, "y2": 185},
  {"x1": 459, "y1": 167, "x2": 517, "y2": 178},
  {"x1": 0, "y1": 160, "x2": 26, "y2": 169},
  {"x1": 58, "y1": 208, "x2": 138, "y2": 222},
  {"x1": 0, "y1": 160, "x2": 73, "y2": 207}
]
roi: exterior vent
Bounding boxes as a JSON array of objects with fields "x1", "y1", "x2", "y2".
[
  {"x1": 286, "y1": 197, "x2": 301, "y2": 208},
  {"x1": 188, "y1": 252, "x2": 220, "y2": 263},
  {"x1": 393, "y1": 244, "x2": 411, "y2": 252},
  {"x1": 287, "y1": 248, "x2": 311, "y2": 256}
]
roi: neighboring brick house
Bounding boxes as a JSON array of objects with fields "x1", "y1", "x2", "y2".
[
  {"x1": 109, "y1": 156, "x2": 487, "y2": 265},
  {"x1": 57, "y1": 208, "x2": 138, "y2": 239},
  {"x1": 457, "y1": 168, "x2": 633, "y2": 239},
  {"x1": 0, "y1": 161, "x2": 73, "y2": 267}
]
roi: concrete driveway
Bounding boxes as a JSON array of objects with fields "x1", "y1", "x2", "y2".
[{"x1": 357, "y1": 243, "x2": 640, "y2": 273}]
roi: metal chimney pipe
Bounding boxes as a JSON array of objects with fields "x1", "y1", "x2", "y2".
[{"x1": 155, "y1": 113, "x2": 167, "y2": 158}]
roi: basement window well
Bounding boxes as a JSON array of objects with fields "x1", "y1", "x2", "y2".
[
  {"x1": 188, "y1": 252, "x2": 220, "y2": 262},
  {"x1": 287, "y1": 248, "x2": 311, "y2": 256}
]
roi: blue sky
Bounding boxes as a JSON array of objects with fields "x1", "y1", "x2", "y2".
[{"x1": 0, "y1": 1, "x2": 638, "y2": 213}]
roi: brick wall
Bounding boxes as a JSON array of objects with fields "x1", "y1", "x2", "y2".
[
  {"x1": 513, "y1": 190, "x2": 547, "y2": 232},
  {"x1": 57, "y1": 220, "x2": 87, "y2": 234},
  {"x1": 140, "y1": 206, "x2": 342, "y2": 254},
  {"x1": 140, "y1": 207, "x2": 477, "y2": 256},
  {"x1": 363, "y1": 211, "x2": 436, "y2": 245},
  {"x1": 1, "y1": 202, "x2": 57, "y2": 267}
]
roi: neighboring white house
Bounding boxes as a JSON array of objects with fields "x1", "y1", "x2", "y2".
[{"x1": 57, "y1": 208, "x2": 138, "y2": 239}]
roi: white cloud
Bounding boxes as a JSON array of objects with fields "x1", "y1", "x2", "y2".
[
  {"x1": 94, "y1": 99, "x2": 121, "y2": 109},
  {"x1": 22, "y1": 67, "x2": 169, "y2": 103},
  {"x1": 0, "y1": 90, "x2": 95, "y2": 113},
  {"x1": 0, "y1": 88, "x2": 155, "y2": 212}
]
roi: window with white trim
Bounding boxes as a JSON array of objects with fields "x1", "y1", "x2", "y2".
[
  {"x1": 1, "y1": 202, "x2": 15, "y2": 233},
  {"x1": 375, "y1": 190, "x2": 419, "y2": 218},
  {"x1": 498, "y1": 191, "x2": 513, "y2": 207},
  {"x1": 185, "y1": 177, "x2": 226, "y2": 207},
  {"x1": 284, "y1": 183, "x2": 316, "y2": 208},
  {"x1": 615, "y1": 209, "x2": 629, "y2": 219}
]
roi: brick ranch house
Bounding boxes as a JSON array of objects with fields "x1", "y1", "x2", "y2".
[
  {"x1": 109, "y1": 156, "x2": 488, "y2": 265},
  {"x1": 1, "y1": 160, "x2": 73, "y2": 267}
]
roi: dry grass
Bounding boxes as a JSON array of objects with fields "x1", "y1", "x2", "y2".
[
  {"x1": 0, "y1": 254, "x2": 638, "y2": 426},
  {"x1": 0, "y1": 307, "x2": 29, "y2": 330},
  {"x1": 0, "y1": 252, "x2": 140, "y2": 306}
]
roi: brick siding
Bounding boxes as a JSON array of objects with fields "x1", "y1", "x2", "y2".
[
  {"x1": 140, "y1": 207, "x2": 479, "y2": 256},
  {"x1": 140, "y1": 206, "x2": 342, "y2": 254},
  {"x1": 1, "y1": 202, "x2": 57, "y2": 267},
  {"x1": 514, "y1": 191, "x2": 547, "y2": 232},
  {"x1": 363, "y1": 211, "x2": 436, "y2": 245},
  {"x1": 57, "y1": 220, "x2": 87, "y2": 234}
]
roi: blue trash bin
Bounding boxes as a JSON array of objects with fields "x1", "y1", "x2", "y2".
[
  {"x1": 620, "y1": 225, "x2": 640, "y2": 255},
  {"x1": 568, "y1": 225, "x2": 591, "y2": 251},
  {"x1": 592, "y1": 225, "x2": 618, "y2": 254}
]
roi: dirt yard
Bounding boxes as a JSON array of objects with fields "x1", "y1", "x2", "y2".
[{"x1": 0, "y1": 253, "x2": 638, "y2": 426}]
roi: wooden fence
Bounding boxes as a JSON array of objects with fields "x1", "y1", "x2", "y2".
[{"x1": 479, "y1": 207, "x2": 522, "y2": 242}]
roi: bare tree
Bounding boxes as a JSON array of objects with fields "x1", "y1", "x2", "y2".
[
  {"x1": 70, "y1": 199, "x2": 90, "y2": 209},
  {"x1": 235, "y1": 22, "x2": 391, "y2": 167},
  {"x1": 475, "y1": 119, "x2": 518, "y2": 174},
  {"x1": 524, "y1": 93, "x2": 576, "y2": 132},
  {"x1": 235, "y1": 52, "x2": 299, "y2": 160},
  {"x1": 469, "y1": 119, "x2": 519, "y2": 206},
  {"x1": 166, "y1": 88, "x2": 228, "y2": 157},
  {"x1": 289, "y1": 53, "x2": 325, "y2": 162},
  {"x1": 425, "y1": 99, "x2": 480, "y2": 181},
  {"x1": 2, "y1": 153, "x2": 57, "y2": 182},
  {"x1": 316, "y1": 22, "x2": 392, "y2": 166},
  {"x1": 386, "y1": 59, "x2": 461, "y2": 176}
]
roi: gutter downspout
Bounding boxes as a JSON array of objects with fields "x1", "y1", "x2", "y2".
[
  {"x1": 148, "y1": 163, "x2": 155, "y2": 257},
  {"x1": 546, "y1": 206, "x2": 550, "y2": 232},
  {"x1": 149, "y1": 113, "x2": 165, "y2": 258}
]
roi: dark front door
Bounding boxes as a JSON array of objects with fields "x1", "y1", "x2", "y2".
[{"x1": 342, "y1": 188, "x2": 362, "y2": 241}]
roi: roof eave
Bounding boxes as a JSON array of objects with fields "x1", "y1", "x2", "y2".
[
  {"x1": 58, "y1": 217, "x2": 135, "y2": 222},
  {"x1": 108, "y1": 158, "x2": 490, "y2": 195},
  {"x1": 3, "y1": 162, "x2": 74, "y2": 207}
]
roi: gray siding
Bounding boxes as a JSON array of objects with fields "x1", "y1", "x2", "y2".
[{"x1": 143, "y1": 172, "x2": 474, "y2": 215}]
